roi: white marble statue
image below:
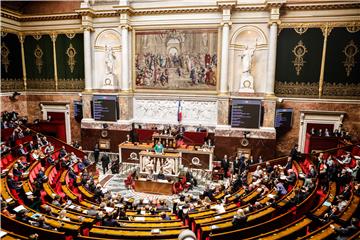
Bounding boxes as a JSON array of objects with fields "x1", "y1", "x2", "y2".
[
  {"x1": 240, "y1": 45, "x2": 256, "y2": 74},
  {"x1": 239, "y1": 41, "x2": 257, "y2": 92},
  {"x1": 105, "y1": 45, "x2": 115, "y2": 75}
]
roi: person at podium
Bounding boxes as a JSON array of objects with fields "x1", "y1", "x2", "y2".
[{"x1": 154, "y1": 140, "x2": 164, "y2": 154}]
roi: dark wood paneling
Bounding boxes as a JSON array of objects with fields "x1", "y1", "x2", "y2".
[
  {"x1": 214, "y1": 136, "x2": 276, "y2": 161},
  {"x1": 81, "y1": 128, "x2": 128, "y2": 152}
]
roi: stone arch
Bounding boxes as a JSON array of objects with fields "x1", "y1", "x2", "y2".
[
  {"x1": 94, "y1": 29, "x2": 121, "y2": 48},
  {"x1": 230, "y1": 25, "x2": 268, "y2": 46}
]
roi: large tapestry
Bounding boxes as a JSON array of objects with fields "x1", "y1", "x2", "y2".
[{"x1": 135, "y1": 29, "x2": 218, "y2": 90}]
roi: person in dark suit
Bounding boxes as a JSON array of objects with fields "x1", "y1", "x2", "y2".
[
  {"x1": 221, "y1": 155, "x2": 230, "y2": 179},
  {"x1": 290, "y1": 144, "x2": 300, "y2": 161},
  {"x1": 101, "y1": 153, "x2": 110, "y2": 174},
  {"x1": 129, "y1": 123, "x2": 139, "y2": 143},
  {"x1": 94, "y1": 144, "x2": 100, "y2": 164},
  {"x1": 331, "y1": 218, "x2": 358, "y2": 240}
]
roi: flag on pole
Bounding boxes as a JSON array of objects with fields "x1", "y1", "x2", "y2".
[{"x1": 177, "y1": 100, "x2": 182, "y2": 123}]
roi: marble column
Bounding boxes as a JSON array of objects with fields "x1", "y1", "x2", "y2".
[
  {"x1": 219, "y1": 23, "x2": 230, "y2": 94},
  {"x1": 83, "y1": 28, "x2": 92, "y2": 91},
  {"x1": 265, "y1": 22, "x2": 278, "y2": 96},
  {"x1": 121, "y1": 26, "x2": 130, "y2": 91}
]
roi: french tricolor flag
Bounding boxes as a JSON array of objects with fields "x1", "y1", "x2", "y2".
[{"x1": 177, "y1": 100, "x2": 182, "y2": 123}]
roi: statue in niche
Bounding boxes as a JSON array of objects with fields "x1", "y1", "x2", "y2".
[
  {"x1": 239, "y1": 40, "x2": 257, "y2": 93},
  {"x1": 240, "y1": 45, "x2": 256, "y2": 75},
  {"x1": 105, "y1": 45, "x2": 115, "y2": 75}
]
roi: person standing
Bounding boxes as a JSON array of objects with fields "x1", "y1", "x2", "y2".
[
  {"x1": 221, "y1": 155, "x2": 230, "y2": 179},
  {"x1": 94, "y1": 144, "x2": 100, "y2": 164},
  {"x1": 101, "y1": 153, "x2": 110, "y2": 174}
]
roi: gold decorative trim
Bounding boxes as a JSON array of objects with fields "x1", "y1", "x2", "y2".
[
  {"x1": 323, "y1": 82, "x2": 360, "y2": 97},
  {"x1": 65, "y1": 32, "x2": 76, "y2": 39},
  {"x1": 285, "y1": 2, "x2": 360, "y2": 11},
  {"x1": 275, "y1": 81, "x2": 319, "y2": 96},
  {"x1": 280, "y1": 22, "x2": 360, "y2": 29},
  {"x1": 292, "y1": 40, "x2": 307, "y2": 76},
  {"x1": 1, "y1": 43, "x2": 10, "y2": 73},
  {"x1": 66, "y1": 43, "x2": 77, "y2": 73},
  {"x1": 1, "y1": 31, "x2": 8, "y2": 37},
  {"x1": 26, "y1": 78, "x2": 56, "y2": 90},
  {"x1": 346, "y1": 22, "x2": 360, "y2": 33},
  {"x1": 34, "y1": 45, "x2": 43, "y2": 74},
  {"x1": 0, "y1": 78, "x2": 25, "y2": 92},
  {"x1": 294, "y1": 27, "x2": 308, "y2": 35},
  {"x1": 32, "y1": 34, "x2": 42, "y2": 41},
  {"x1": 343, "y1": 40, "x2": 358, "y2": 77}
]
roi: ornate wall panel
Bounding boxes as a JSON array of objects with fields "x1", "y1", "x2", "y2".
[
  {"x1": 275, "y1": 28, "x2": 323, "y2": 97},
  {"x1": 1, "y1": 32, "x2": 24, "y2": 92},
  {"x1": 323, "y1": 27, "x2": 360, "y2": 97},
  {"x1": 24, "y1": 34, "x2": 55, "y2": 90},
  {"x1": 56, "y1": 33, "x2": 85, "y2": 91},
  {"x1": 133, "y1": 99, "x2": 217, "y2": 125},
  {"x1": 134, "y1": 29, "x2": 218, "y2": 91}
]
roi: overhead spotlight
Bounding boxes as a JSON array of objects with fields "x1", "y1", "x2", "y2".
[{"x1": 9, "y1": 91, "x2": 21, "y2": 101}]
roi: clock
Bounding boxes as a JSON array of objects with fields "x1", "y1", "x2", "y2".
[
  {"x1": 243, "y1": 80, "x2": 251, "y2": 88},
  {"x1": 101, "y1": 130, "x2": 108, "y2": 138}
]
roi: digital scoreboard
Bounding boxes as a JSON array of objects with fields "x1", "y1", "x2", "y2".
[
  {"x1": 231, "y1": 99, "x2": 261, "y2": 128},
  {"x1": 93, "y1": 95, "x2": 118, "y2": 121}
]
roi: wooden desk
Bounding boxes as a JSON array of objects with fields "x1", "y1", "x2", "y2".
[
  {"x1": 119, "y1": 142, "x2": 213, "y2": 170},
  {"x1": 134, "y1": 179, "x2": 173, "y2": 195},
  {"x1": 152, "y1": 133, "x2": 176, "y2": 148}
]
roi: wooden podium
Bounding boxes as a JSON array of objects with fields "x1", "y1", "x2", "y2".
[{"x1": 152, "y1": 133, "x2": 176, "y2": 148}]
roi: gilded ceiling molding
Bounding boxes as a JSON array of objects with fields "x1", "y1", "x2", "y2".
[
  {"x1": 285, "y1": 2, "x2": 360, "y2": 11},
  {"x1": 279, "y1": 22, "x2": 360, "y2": 29}
]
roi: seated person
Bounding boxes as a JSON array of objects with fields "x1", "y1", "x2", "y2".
[
  {"x1": 157, "y1": 169, "x2": 166, "y2": 180},
  {"x1": 232, "y1": 209, "x2": 247, "y2": 228},
  {"x1": 331, "y1": 218, "x2": 359, "y2": 240},
  {"x1": 154, "y1": 141, "x2": 164, "y2": 154},
  {"x1": 160, "y1": 212, "x2": 171, "y2": 220},
  {"x1": 44, "y1": 143, "x2": 54, "y2": 154}
]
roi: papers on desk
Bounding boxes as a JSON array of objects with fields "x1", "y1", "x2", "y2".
[
  {"x1": 134, "y1": 217, "x2": 145, "y2": 221},
  {"x1": 31, "y1": 213, "x2": 42, "y2": 219},
  {"x1": 214, "y1": 216, "x2": 221, "y2": 219},
  {"x1": 151, "y1": 229, "x2": 160, "y2": 234},
  {"x1": 13, "y1": 205, "x2": 26, "y2": 213},
  {"x1": 25, "y1": 191, "x2": 33, "y2": 196},
  {"x1": 68, "y1": 205, "x2": 76, "y2": 209},
  {"x1": 267, "y1": 194, "x2": 275, "y2": 199},
  {"x1": 157, "y1": 179, "x2": 168, "y2": 183},
  {"x1": 115, "y1": 204, "x2": 124, "y2": 208},
  {"x1": 140, "y1": 210, "x2": 146, "y2": 215},
  {"x1": 211, "y1": 225, "x2": 218, "y2": 230},
  {"x1": 0, "y1": 231, "x2": 8, "y2": 238},
  {"x1": 5, "y1": 198, "x2": 13, "y2": 203},
  {"x1": 323, "y1": 201, "x2": 332, "y2": 207},
  {"x1": 104, "y1": 207, "x2": 114, "y2": 213}
]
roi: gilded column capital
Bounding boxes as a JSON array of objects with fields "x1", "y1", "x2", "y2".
[
  {"x1": 50, "y1": 32, "x2": 58, "y2": 43},
  {"x1": 17, "y1": 33, "x2": 26, "y2": 44}
]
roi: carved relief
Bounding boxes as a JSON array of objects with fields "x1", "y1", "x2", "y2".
[
  {"x1": 134, "y1": 99, "x2": 217, "y2": 125},
  {"x1": 292, "y1": 40, "x2": 307, "y2": 76},
  {"x1": 343, "y1": 40, "x2": 358, "y2": 77}
]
